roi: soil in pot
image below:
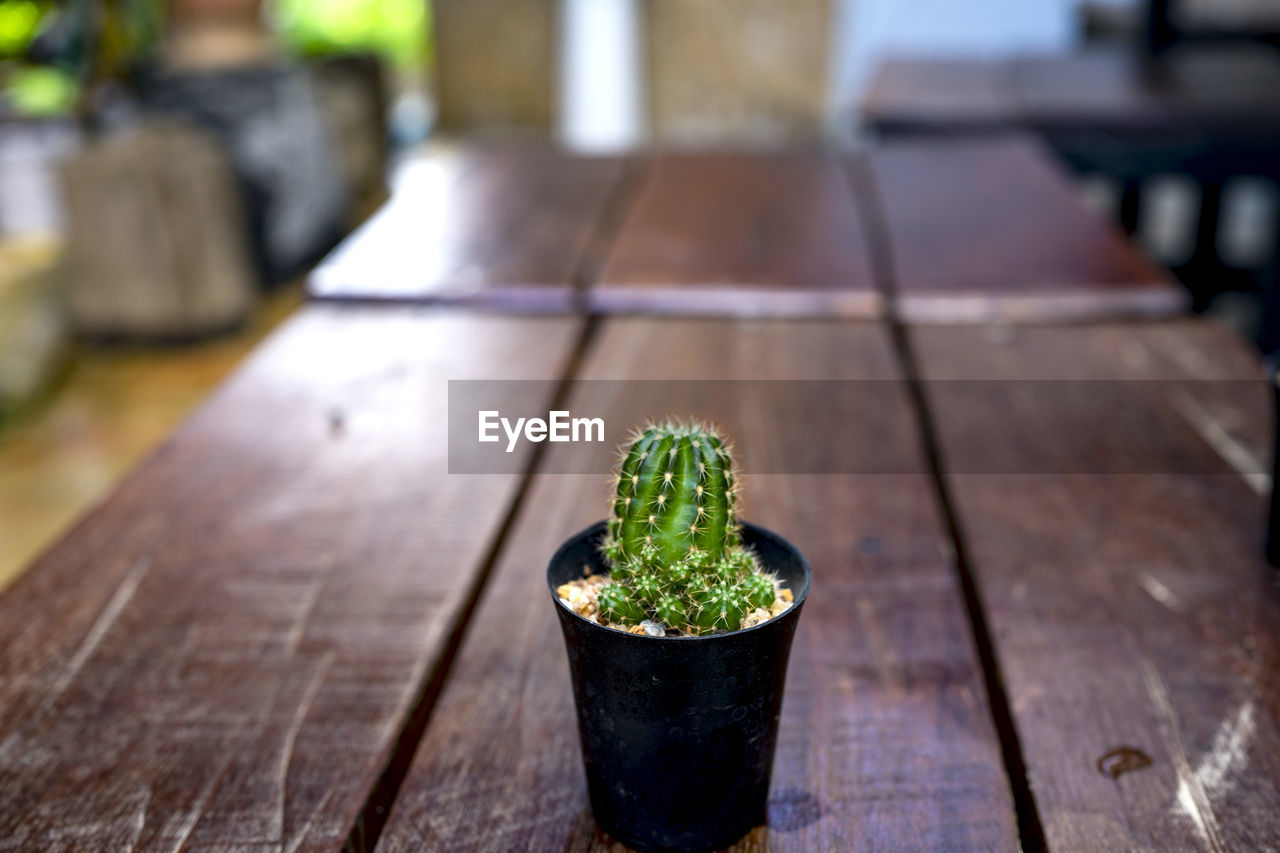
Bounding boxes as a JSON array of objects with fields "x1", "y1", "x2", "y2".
[{"x1": 557, "y1": 573, "x2": 794, "y2": 637}]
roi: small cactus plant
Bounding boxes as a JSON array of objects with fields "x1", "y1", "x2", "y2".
[{"x1": 598, "y1": 422, "x2": 777, "y2": 634}]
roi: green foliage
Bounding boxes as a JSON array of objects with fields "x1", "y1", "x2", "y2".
[
  {"x1": 7, "y1": 66, "x2": 76, "y2": 116},
  {"x1": 0, "y1": 0, "x2": 47, "y2": 58},
  {"x1": 6, "y1": 65, "x2": 75, "y2": 115},
  {"x1": 272, "y1": 0, "x2": 430, "y2": 70},
  {"x1": 600, "y1": 422, "x2": 777, "y2": 634}
]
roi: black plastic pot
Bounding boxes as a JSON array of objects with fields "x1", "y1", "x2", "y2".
[{"x1": 548, "y1": 521, "x2": 811, "y2": 853}]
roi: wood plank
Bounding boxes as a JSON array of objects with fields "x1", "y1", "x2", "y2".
[
  {"x1": 593, "y1": 152, "x2": 882, "y2": 318},
  {"x1": 866, "y1": 136, "x2": 1187, "y2": 323},
  {"x1": 1012, "y1": 48, "x2": 1280, "y2": 130},
  {"x1": 912, "y1": 319, "x2": 1280, "y2": 851},
  {"x1": 308, "y1": 144, "x2": 625, "y2": 310},
  {"x1": 0, "y1": 306, "x2": 581, "y2": 849},
  {"x1": 863, "y1": 51, "x2": 1280, "y2": 136},
  {"x1": 860, "y1": 58, "x2": 1021, "y2": 134},
  {"x1": 377, "y1": 318, "x2": 1019, "y2": 850},
  {"x1": 1009, "y1": 51, "x2": 1175, "y2": 130}
]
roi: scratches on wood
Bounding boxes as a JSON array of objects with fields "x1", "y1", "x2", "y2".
[
  {"x1": 126, "y1": 784, "x2": 151, "y2": 853},
  {"x1": 1167, "y1": 696, "x2": 1257, "y2": 853},
  {"x1": 276, "y1": 652, "x2": 334, "y2": 847},
  {"x1": 375, "y1": 318, "x2": 1019, "y2": 851},
  {"x1": 0, "y1": 307, "x2": 582, "y2": 849},
  {"x1": 912, "y1": 320, "x2": 1280, "y2": 852},
  {"x1": 0, "y1": 550, "x2": 154, "y2": 763},
  {"x1": 168, "y1": 752, "x2": 235, "y2": 853},
  {"x1": 1142, "y1": 660, "x2": 1227, "y2": 853},
  {"x1": 54, "y1": 555, "x2": 152, "y2": 700},
  {"x1": 1137, "y1": 573, "x2": 1185, "y2": 613},
  {"x1": 1173, "y1": 390, "x2": 1269, "y2": 495}
]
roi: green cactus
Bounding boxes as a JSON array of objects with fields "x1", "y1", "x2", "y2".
[{"x1": 599, "y1": 422, "x2": 777, "y2": 635}]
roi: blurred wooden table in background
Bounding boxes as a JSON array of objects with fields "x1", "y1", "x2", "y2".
[{"x1": 860, "y1": 47, "x2": 1280, "y2": 321}]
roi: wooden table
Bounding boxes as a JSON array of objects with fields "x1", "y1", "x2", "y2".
[
  {"x1": 861, "y1": 47, "x2": 1280, "y2": 232},
  {"x1": 311, "y1": 138, "x2": 1183, "y2": 324},
  {"x1": 5, "y1": 144, "x2": 1277, "y2": 851},
  {"x1": 307, "y1": 144, "x2": 628, "y2": 311},
  {"x1": 590, "y1": 151, "x2": 881, "y2": 318},
  {"x1": 864, "y1": 136, "x2": 1183, "y2": 323},
  {"x1": 861, "y1": 47, "x2": 1280, "y2": 148},
  {"x1": 860, "y1": 47, "x2": 1280, "y2": 318}
]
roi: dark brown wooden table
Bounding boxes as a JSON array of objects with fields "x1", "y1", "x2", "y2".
[
  {"x1": 307, "y1": 143, "x2": 629, "y2": 311},
  {"x1": 861, "y1": 46, "x2": 1280, "y2": 145},
  {"x1": 311, "y1": 138, "x2": 1182, "y2": 324},
  {"x1": 864, "y1": 136, "x2": 1183, "y2": 323},
  {"x1": 4, "y1": 143, "x2": 1277, "y2": 851},
  {"x1": 861, "y1": 47, "x2": 1280, "y2": 239},
  {"x1": 860, "y1": 47, "x2": 1280, "y2": 320},
  {"x1": 910, "y1": 319, "x2": 1279, "y2": 852},
  {"x1": 590, "y1": 151, "x2": 881, "y2": 318}
]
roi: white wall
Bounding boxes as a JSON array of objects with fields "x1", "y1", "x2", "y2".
[{"x1": 559, "y1": 0, "x2": 645, "y2": 152}]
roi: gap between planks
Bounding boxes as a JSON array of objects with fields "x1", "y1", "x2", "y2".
[
  {"x1": 569, "y1": 155, "x2": 653, "y2": 311},
  {"x1": 845, "y1": 151, "x2": 1051, "y2": 853},
  {"x1": 343, "y1": 149, "x2": 1041, "y2": 851},
  {"x1": 341, "y1": 147, "x2": 644, "y2": 850},
  {"x1": 340, "y1": 314, "x2": 603, "y2": 852}
]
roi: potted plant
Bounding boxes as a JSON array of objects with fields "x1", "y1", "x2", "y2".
[{"x1": 548, "y1": 421, "x2": 811, "y2": 852}]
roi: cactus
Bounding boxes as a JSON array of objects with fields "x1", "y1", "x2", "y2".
[{"x1": 599, "y1": 422, "x2": 777, "y2": 634}]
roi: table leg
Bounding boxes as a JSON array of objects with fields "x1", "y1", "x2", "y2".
[{"x1": 1118, "y1": 178, "x2": 1142, "y2": 236}]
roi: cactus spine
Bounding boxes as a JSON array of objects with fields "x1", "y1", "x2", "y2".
[{"x1": 599, "y1": 422, "x2": 776, "y2": 634}]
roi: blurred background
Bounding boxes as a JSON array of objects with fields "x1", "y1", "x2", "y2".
[{"x1": 1, "y1": 0, "x2": 1277, "y2": 586}]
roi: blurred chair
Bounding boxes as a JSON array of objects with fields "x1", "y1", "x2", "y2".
[
  {"x1": 0, "y1": 239, "x2": 68, "y2": 421},
  {"x1": 645, "y1": 0, "x2": 832, "y2": 144},
  {"x1": 60, "y1": 121, "x2": 258, "y2": 340},
  {"x1": 432, "y1": 0, "x2": 556, "y2": 132},
  {"x1": 1081, "y1": 0, "x2": 1280, "y2": 51},
  {"x1": 430, "y1": 0, "x2": 833, "y2": 143}
]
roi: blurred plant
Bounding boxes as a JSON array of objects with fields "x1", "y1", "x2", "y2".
[
  {"x1": 0, "y1": 0, "x2": 49, "y2": 58},
  {"x1": 0, "y1": 0, "x2": 162, "y2": 119},
  {"x1": 7, "y1": 65, "x2": 74, "y2": 114},
  {"x1": 271, "y1": 0, "x2": 430, "y2": 70}
]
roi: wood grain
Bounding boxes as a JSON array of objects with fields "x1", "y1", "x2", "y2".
[
  {"x1": 593, "y1": 152, "x2": 882, "y2": 318},
  {"x1": 865, "y1": 136, "x2": 1186, "y2": 323},
  {"x1": 912, "y1": 319, "x2": 1280, "y2": 851},
  {"x1": 376, "y1": 318, "x2": 1018, "y2": 851},
  {"x1": 308, "y1": 144, "x2": 626, "y2": 310},
  {"x1": 0, "y1": 306, "x2": 581, "y2": 849}
]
